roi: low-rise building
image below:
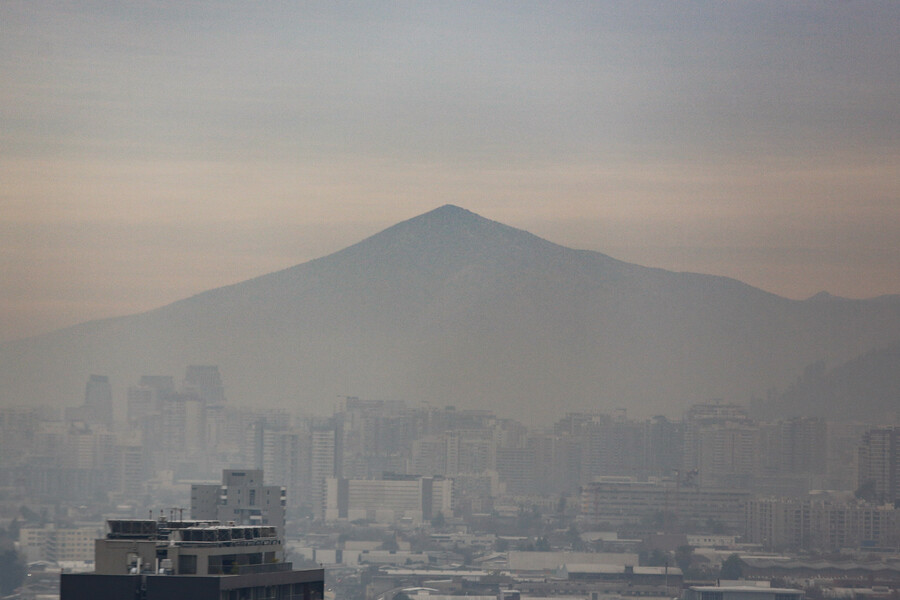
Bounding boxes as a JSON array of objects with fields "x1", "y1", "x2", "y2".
[
  {"x1": 558, "y1": 563, "x2": 683, "y2": 588},
  {"x1": 683, "y1": 583, "x2": 803, "y2": 600},
  {"x1": 325, "y1": 474, "x2": 451, "y2": 524},
  {"x1": 580, "y1": 478, "x2": 749, "y2": 531}
]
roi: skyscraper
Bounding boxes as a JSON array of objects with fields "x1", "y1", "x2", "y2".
[
  {"x1": 84, "y1": 374, "x2": 113, "y2": 428},
  {"x1": 309, "y1": 427, "x2": 337, "y2": 518},
  {"x1": 858, "y1": 426, "x2": 900, "y2": 505},
  {"x1": 183, "y1": 365, "x2": 226, "y2": 407}
]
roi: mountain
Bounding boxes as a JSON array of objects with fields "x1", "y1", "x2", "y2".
[
  {"x1": 2, "y1": 205, "x2": 900, "y2": 423},
  {"x1": 755, "y1": 341, "x2": 900, "y2": 423}
]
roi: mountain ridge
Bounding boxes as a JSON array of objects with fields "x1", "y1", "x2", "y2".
[
  {"x1": 2, "y1": 205, "x2": 899, "y2": 422},
  {"x1": 755, "y1": 340, "x2": 900, "y2": 422}
]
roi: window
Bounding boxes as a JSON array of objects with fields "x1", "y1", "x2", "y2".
[{"x1": 178, "y1": 554, "x2": 197, "y2": 575}]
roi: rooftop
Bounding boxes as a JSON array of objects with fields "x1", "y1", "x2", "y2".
[{"x1": 106, "y1": 519, "x2": 279, "y2": 546}]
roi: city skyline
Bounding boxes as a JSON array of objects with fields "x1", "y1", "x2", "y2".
[{"x1": 2, "y1": 2, "x2": 899, "y2": 342}]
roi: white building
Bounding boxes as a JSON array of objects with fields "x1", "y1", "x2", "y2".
[
  {"x1": 325, "y1": 475, "x2": 451, "y2": 523},
  {"x1": 19, "y1": 524, "x2": 103, "y2": 563},
  {"x1": 191, "y1": 469, "x2": 286, "y2": 536}
]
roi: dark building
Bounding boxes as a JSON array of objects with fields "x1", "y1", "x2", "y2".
[
  {"x1": 61, "y1": 570, "x2": 323, "y2": 600},
  {"x1": 66, "y1": 374, "x2": 114, "y2": 428},
  {"x1": 60, "y1": 517, "x2": 323, "y2": 600},
  {"x1": 183, "y1": 365, "x2": 227, "y2": 408}
]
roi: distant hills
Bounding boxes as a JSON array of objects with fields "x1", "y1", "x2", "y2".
[
  {"x1": 756, "y1": 341, "x2": 900, "y2": 423},
  {"x1": 2, "y1": 205, "x2": 899, "y2": 423}
]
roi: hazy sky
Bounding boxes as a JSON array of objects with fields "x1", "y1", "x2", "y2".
[{"x1": 2, "y1": 1, "x2": 898, "y2": 343}]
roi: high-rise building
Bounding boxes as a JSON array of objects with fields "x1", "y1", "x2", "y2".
[
  {"x1": 858, "y1": 426, "x2": 900, "y2": 504},
  {"x1": 411, "y1": 435, "x2": 447, "y2": 476},
  {"x1": 84, "y1": 375, "x2": 113, "y2": 429},
  {"x1": 191, "y1": 469, "x2": 286, "y2": 536},
  {"x1": 458, "y1": 435, "x2": 494, "y2": 475},
  {"x1": 826, "y1": 421, "x2": 868, "y2": 490},
  {"x1": 746, "y1": 496, "x2": 900, "y2": 551},
  {"x1": 334, "y1": 398, "x2": 416, "y2": 479},
  {"x1": 647, "y1": 415, "x2": 684, "y2": 477},
  {"x1": 496, "y1": 447, "x2": 535, "y2": 495},
  {"x1": 527, "y1": 432, "x2": 559, "y2": 496},
  {"x1": 183, "y1": 365, "x2": 226, "y2": 408},
  {"x1": 60, "y1": 517, "x2": 323, "y2": 600},
  {"x1": 127, "y1": 375, "x2": 202, "y2": 474},
  {"x1": 0, "y1": 406, "x2": 40, "y2": 462},
  {"x1": 682, "y1": 402, "x2": 749, "y2": 469},
  {"x1": 113, "y1": 441, "x2": 145, "y2": 499},
  {"x1": 308, "y1": 427, "x2": 337, "y2": 518},
  {"x1": 683, "y1": 402, "x2": 759, "y2": 487},
  {"x1": 761, "y1": 417, "x2": 827, "y2": 476},
  {"x1": 696, "y1": 421, "x2": 761, "y2": 487},
  {"x1": 127, "y1": 376, "x2": 175, "y2": 427},
  {"x1": 581, "y1": 414, "x2": 648, "y2": 480},
  {"x1": 260, "y1": 427, "x2": 303, "y2": 508}
]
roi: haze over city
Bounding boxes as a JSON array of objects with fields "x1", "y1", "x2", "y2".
[
  {"x1": 5, "y1": 4, "x2": 900, "y2": 600},
  {"x1": 2, "y1": 1, "x2": 899, "y2": 343}
]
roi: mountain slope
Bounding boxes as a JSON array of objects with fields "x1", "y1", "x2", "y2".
[
  {"x1": 2, "y1": 205, "x2": 899, "y2": 422},
  {"x1": 757, "y1": 341, "x2": 900, "y2": 422}
]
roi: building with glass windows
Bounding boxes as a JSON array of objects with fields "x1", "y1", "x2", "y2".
[{"x1": 60, "y1": 517, "x2": 323, "y2": 600}]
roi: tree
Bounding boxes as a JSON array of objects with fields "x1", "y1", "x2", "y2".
[
  {"x1": 705, "y1": 518, "x2": 726, "y2": 534},
  {"x1": 643, "y1": 549, "x2": 669, "y2": 567},
  {"x1": 382, "y1": 538, "x2": 399, "y2": 552},
  {"x1": 0, "y1": 545, "x2": 26, "y2": 595},
  {"x1": 675, "y1": 545, "x2": 694, "y2": 573},
  {"x1": 19, "y1": 505, "x2": 41, "y2": 524},
  {"x1": 720, "y1": 554, "x2": 744, "y2": 580},
  {"x1": 855, "y1": 479, "x2": 878, "y2": 503},
  {"x1": 6, "y1": 519, "x2": 19, "y2": 541},
  {"x1": 566, "y1": 523, "x2": 584, "y2": 551},
  {"x1": 430, "y1": 511, "x2": 446, "y2": 529}
]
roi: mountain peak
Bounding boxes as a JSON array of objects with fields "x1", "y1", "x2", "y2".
[
  {"x1": 428, "y1": 204, "x2": 472, "y2": 217},
  {"x1": 401, "y1": 204, "x2": 491, "y2": 229},
  {"x1": 4, "y1": 206, "x2": 900, "y2": 423},
  {"x1": 348, "y1": 204, "x2": 549, "y2": 258},
  {"x1": 804, "y1": 291, "x2": 851, "y2": 302}
]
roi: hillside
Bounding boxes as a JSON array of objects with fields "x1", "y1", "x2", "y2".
[
  {"x1": 2, "y1": 205, "x2": 899, "y2": 423},
  {"x1": 757, "y1": 341, "x2": 900, "y2": 422}
]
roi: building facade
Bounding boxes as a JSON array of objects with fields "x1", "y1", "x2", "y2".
[
  {"x1": 580, "y1": 478, "x2": 749, "y2": 531},
  {"x1": 858, "y1": 426, "x2": 900, "y2": 505},
  {"x1": 745, "y1": 496, "x2": 900, "y2": 551},
  {"x1": 191, "y1": 469, "x2": 286, "y2": 536},
  {"x1": 325, "y1": 474, "x2": 452, "y2": 523},
  {"x1": 60, "y1": 517, "x2": 323, "y2": 600}
]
